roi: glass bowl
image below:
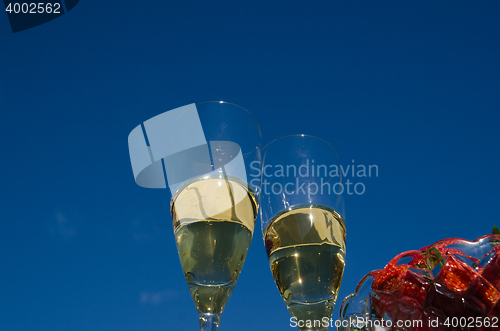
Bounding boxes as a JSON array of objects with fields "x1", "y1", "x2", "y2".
[{"x1": 339, "y1": 234, "x2": 500, "y2": 331}]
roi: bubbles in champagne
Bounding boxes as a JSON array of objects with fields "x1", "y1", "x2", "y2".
[
  {"x1": 171, "y1": 177, "x2": 257, "y2": 315},
  {"x1": 265, "y1": 206, "x2": 346, "y2": 329}
]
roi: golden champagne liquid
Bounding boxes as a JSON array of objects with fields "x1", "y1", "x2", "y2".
[
  {"x1": 264, "y1": 206, "x2": 346, "y2": 329},
  {"x1": 171, "y1": 177, "x2": 256, "y2": 316}
]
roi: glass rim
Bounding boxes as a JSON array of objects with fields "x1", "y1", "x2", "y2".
[
  {"x1": 260, "y1": 133, "x2": 343, "y2": 207},
  {"x1": 194, "y1": 100, "x2": 262, "y2": 140},
  {"x1": 262, "y1": 133, "x2": 341, "y2": 180},
  {"x1": 263, "y1": 133, "x2": 339, "y2": 157}
]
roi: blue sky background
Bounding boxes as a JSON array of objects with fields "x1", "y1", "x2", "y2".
[{"x1": 1, "y1": 1, "x2": 500, "y2": 330}]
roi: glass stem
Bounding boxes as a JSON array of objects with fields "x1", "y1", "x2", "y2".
[
  {"x1": 198, "y1": 313, "x2": 221, "y2": 331},
  {"x1": 299, "y1": 327, "x2": 329, "y2": 331}
]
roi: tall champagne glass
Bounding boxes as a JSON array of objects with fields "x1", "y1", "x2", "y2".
[
  {"x1": 259, "y1": 135, "x2": 346, "y2": 331},
  {"x1": 128, "y1": 101, "x2": 261, "y2": 331}
]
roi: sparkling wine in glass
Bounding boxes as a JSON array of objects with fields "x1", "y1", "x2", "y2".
[
  {"x1": 260, "y1": 135, "x2": 346, "y2": 331},
  {"x1": 171, "y1": 175, "x2": 256, "y2": 323},
  {"x1": 128, "y1": 102, "x2": 261, "y2": 331}
]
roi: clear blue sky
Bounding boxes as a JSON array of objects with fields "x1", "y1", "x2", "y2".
[{"x1": 1, "y1": 1, "x2": 500, "y2": 330}]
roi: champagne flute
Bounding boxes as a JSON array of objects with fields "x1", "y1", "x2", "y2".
[
  {"x1": 259, "y1": 134, "x2": 346, "y2": 331},
  {"x1": 128, "y1": 101, "x2": 261, "y2": 331}
]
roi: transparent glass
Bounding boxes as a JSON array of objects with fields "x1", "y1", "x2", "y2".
[
  {"x1": 171, "y1": 101, "x2": 261, "y2": 331},
  {"x1": 259, "y1": 134, "x2": 346, "y2": 331},
  {"x1": 339, "y1": 234, "x2": 500, "y2": 331},
  {"x1": 129, "y1": 101, "x2": 261, "y2": 331}
]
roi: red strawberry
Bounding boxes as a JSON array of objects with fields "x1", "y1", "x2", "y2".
[
  {"x1": 475, "y1": 301, "x2": 500, "y2": 331},
  {"x1": 363, "y1": 234, "x2": 500, "y2": 331},
  {"x1": 371, "y1": 251, "x2": 429, "y2": 326},
  {"x1": 475, "y1": 252, "x2": 500, "y2": 330},
  {"x1": 435, "y1": 255, "x2": 478, "y2": 295},
  {"x1": 371, "y1": 265, "x2": 405, "y2": 319},
  {"x1": 482, "y1": 251, "x2": 500, "y2": 291},
  {"x1": 424, "y1": 255, "x2": 478, "y2": 320},
  {"x1": 463, "y1": 274, "x2": 500, "y2": 316}
]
